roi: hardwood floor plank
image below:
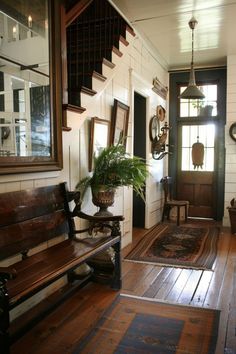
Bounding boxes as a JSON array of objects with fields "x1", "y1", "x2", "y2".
[
  {"x1": 122, "y1": 262, "x2": 155, "y2": 293},
  {"x1": 11, "y1": 284, "x2": 117, "y2": 354},
  {"x1": 176, "y1": 269, "x2": 203, "y2": 304},
  {"x1": 203, "y1": 230, "x2": 231, "y2": 308},
  {"x1": 216, "y1": 234, "x2": 236, "y2": 353},
  {"x1": 132, "y1": 265, "x2": 163, "y2": 296},
  {"x1": 154, "y1": 267, "x2": 182, "y2": 300},
  {"x1": 143, "y1": 267, "x2": 172, "y2": 298},
  {"x1": 190, "y1": 270, "x2": 213, "y2": 307},
  {"x1": 165, "y1": 269, "x2": 193, "y2": 302}
]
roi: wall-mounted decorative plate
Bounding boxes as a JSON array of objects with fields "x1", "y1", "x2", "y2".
[{"x1": 156, "y1": 105, "x2": 166, "y2": 121}]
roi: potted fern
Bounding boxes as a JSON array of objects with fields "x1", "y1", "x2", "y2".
[{"x1": 76, "y1": 144, "x2": 148, "y2": 216}]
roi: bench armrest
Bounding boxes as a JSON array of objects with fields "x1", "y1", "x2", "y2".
[{"x1": 0, "y1": 267, "x2": 17, "y2": 282}]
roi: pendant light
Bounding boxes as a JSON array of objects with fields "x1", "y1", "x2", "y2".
[{"x1": 179, "y1": 17, "x2": 205, "y2": 99}]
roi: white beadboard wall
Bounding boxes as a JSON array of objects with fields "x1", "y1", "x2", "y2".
[
  {"x1": 223, "y1": 55, "x2": 236, "y2": 227},
  {"x1": 0, "y1": 32, "x2": 168, "y2": 319}
]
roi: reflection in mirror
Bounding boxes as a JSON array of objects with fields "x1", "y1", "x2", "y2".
[
  {"x1": 0, "y1": 1, "x2": 49, "y2": 157},
  {"x1": 229, "y1": 123, "x2": 236, "y2": 142},
  {"x1": 0, "y1": 0, "x2": 62, "y2": 173}
]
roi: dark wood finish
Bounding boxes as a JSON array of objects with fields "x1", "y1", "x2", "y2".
[
  {"x1": 177, "y1": 171, "x2": 214, "y2": 218},
  {"x1": 169, "y1": 69, "x2": 226, "y2": 221},
  {"x1": 65, "y1": 0, "x2": 93, "y2": 27},
  {"x1": 227, "y1": 207, "x2": 236, "y2": 233},
  {"x1": 65, "y1": 0, "x2": 133, "y2": 109},
  {"x1": 0, "y1": 0, "x2": 63, "y2": 174},
  {"x1": 9, "y1": 222, "x2": 236, "y2": 354},
  {"x1": 161, "y1": 176, "x2": 188, "y2": 226},
  {"x1": 0, "y1": 182, "x2": 123, "y2": 351}
]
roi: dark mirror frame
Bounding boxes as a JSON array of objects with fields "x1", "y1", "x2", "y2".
[
  {"x1": 0, "y1": 0, "x2": 63, "y2": 175},
  {"x1": 229, "y1": 123, "x2": 236, "y2": 142}
]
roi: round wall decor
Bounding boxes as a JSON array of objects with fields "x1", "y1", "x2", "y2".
[{"x1": 156, "y1": 105, "x2": 166, "y2": 121}]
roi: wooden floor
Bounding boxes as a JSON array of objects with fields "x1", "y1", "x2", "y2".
[{"x1": 11, "y1": 220, "x2": 236, "y2": 353}]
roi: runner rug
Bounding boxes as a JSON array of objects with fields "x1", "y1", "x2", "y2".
[
  {"x1": 125, "y1": 223, "x2": 219, "y2": 269},
  {"x1": 73, "y1": 295, "x2": 220, "y2": 354}
]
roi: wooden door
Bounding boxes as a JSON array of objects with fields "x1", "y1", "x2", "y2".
[{"x1": 177, "y1": 123, "x2": 216, "y2": 218}]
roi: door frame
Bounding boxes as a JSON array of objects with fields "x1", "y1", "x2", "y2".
[{"x1": 169, "y1": 68, "x2": 226, "y2": 220}]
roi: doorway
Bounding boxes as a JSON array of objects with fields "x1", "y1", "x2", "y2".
[
  {"x1": 169, "y1": 68, "x2": 226, "y2": 220},
  {"x1": 133, "y1": 92, "x2": 146, "y2": 227}
]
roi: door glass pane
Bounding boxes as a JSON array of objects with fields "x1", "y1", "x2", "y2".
[
  {"x1": 181, "y1": 124, "x2": 215, "y2": 171},
  {"x1": 179, "y1": 84, "x2": 217, "y2": 117}
]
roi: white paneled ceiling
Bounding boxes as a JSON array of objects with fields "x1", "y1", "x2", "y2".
[{"x1": 112, "y1": 0, "x2": 236, "y2": 70}]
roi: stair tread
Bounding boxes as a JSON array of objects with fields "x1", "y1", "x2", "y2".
[
  {"x1": 63, "y1": 103, "x2": 86, "y2": 113},
  {"x1": 81, "y1": 86, "x2": 97, "y2": 96}
]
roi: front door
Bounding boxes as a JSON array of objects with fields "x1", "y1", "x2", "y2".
[
  {"x1": 177, "y1": 123, "x2": 216, "y2": 218},
  {"x1": 169, "y1": 69, "x2": 226, "y2": 221}
]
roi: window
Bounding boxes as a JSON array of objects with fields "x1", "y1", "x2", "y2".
[
  {"x1": 179, "y1": 84, "x2": 217, "y2": 118},
  {"x1": 181, "y1": 124, "x2": 215, "y2": 171}
]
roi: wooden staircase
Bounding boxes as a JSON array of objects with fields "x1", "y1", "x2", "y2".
[{"x1": 61, "y1": 0, "x2": 135, "y2": 130}]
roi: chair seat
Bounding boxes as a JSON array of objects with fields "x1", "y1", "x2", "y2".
[{"x1": 166, "y1": 200, "x2": 188, "y2": 206}]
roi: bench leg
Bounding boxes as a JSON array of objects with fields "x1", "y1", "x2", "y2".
[
  {"x1": 110, "y1": 220, "x2": 121, "y2": 290},
  {"x1": 0, "y1": 281, "x2": 10, "y2": 354},
  {"x1": 111, "y1": 241, "x2": 121, "y2": 290}
]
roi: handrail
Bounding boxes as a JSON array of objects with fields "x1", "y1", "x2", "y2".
[{"x1": 66, "y1": 0, "x2": 93, "y2": 27}]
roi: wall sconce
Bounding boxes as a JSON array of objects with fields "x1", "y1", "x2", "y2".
[{"x1": 150, "y1": 116, "x2": 171, "y2": 160}]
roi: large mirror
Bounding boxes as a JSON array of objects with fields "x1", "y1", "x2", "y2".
[{"x1": 0, "y1": 0, "x2": 62, "y2": 174}]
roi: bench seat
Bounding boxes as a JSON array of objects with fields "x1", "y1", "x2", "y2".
[
  {"x1": 7, "y1": 236, "x2": 120, "y2": 308},
  {"x1": 0, "y1": 182, "x2": 123, "y2": 353}
]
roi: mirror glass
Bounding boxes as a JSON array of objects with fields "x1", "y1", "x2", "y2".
[
  {"x1": 230, "y1": 123, "x2": 236, "y2": 142},
  {"x1": 0, "y1": 0, "x2": 62, "y2": 173}
]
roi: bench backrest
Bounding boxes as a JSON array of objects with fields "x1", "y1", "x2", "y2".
[{"x1": 0, "y1": 182, "x2": 74, "y2": 261}]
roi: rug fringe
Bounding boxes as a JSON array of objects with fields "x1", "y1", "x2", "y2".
[{"x1": 123, "y1": 258, "x2": 214, "y2": 271}]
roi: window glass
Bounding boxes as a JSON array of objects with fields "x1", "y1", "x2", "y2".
[
  {"x1": 179, "y1": 84, "x2": 217, "y2": 117},
  {"x1": 181, "y1": 124, "x2": 215, "y2": 171}
]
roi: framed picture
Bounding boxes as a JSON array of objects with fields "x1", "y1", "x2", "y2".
[
  {"x1": 89, "y1": 117, "x2": 110, "y2": 171},
  {"x1": 110, "y1": 99, "x2": 129, "y2": 148}
]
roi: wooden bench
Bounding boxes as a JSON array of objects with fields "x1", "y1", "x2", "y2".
[{"x1": 0, "y1": 182, "x2": 123, "y2": 353}]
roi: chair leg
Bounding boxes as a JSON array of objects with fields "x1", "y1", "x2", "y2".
[
  {"x1": 185, "y1": 204, "x2": 188, "y2": 222},
  {"x1": 177, "y1": 206, "x2": 180, "y2": 226},
  {"x1": 162, "y1": 206, "x2": 165, "y2": 222}
]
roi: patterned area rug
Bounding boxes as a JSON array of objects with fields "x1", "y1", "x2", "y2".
[
  {"x1": 73, "y1": 295, "x2": 220, "y2": 354},
  {"x1": 125, "y1": 223, "x2": 219, "y2": 269}
]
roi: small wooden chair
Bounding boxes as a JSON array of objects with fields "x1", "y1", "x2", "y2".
[{"x1": 160, "y1": 176, "x2": 188, "y2": 226}]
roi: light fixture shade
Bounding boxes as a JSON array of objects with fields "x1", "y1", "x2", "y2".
[{"x1": 180, "y1": 84, "x2": 205, "y2": 99}]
